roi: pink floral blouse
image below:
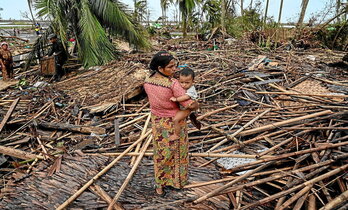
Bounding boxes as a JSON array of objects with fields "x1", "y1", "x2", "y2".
[{"x1": 144, "y1": 75, "x2": 193, "y2": 117}]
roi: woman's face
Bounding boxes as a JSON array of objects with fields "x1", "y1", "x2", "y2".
[
  {"x1": 1, "y1": 44, "x2": 8, "y2": 50},
  {"x1": 158, "y1": 59, "x2": 177, "y2": 77}
]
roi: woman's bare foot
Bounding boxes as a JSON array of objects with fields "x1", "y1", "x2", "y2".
[
  {"x1": 156, "y1": 187, "x2": 164, "y2": 196},
  {"x1": 169, "y1": 133, "x2": 180, "y2": 141}
]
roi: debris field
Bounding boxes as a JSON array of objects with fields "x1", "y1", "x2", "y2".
[{"x1": 0, "y1": 39, "x2": 348, "y2": 209}]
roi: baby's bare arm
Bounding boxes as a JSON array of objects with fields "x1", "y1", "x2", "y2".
[{"x1": 175, "y1": 94, "x2": 191, "y2": 102}]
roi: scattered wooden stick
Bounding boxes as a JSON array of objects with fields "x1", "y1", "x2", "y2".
[
  {"x1": 131, "y1": 113, "x2": 151, "y2": 165},
  {"x1": 0, "y1": 98, "x2": 20, "y2": 134},
  {"x1": 227, "y1": 141, "x2": 348, "y2": 173},
  {"x1": 37, "y1": 121, "x2": 106, "y2": 135},
  {"x1": 89, "y1": 184, "x2": 124, "y2": 210},
  {"x1": 320, "y1": 190, "x2": 348, "y2": 210},
  {"x1": 256, "y1": 91, "x2": 348, "y2": 98},
  {"x1": 107, "y1": 135, "x2": 153, "y2": 209},
  {"x1": 240, "y1": 164, "x2": 348, "y2": 209},
  {"x1": 208, "y1": 108, "x2": 271, "y2": 151},
  {"x1": 194, "y1": 161, "x2": 274, "y2": 203},
  {"x1": 95, "y1": 152, "x2": 274, "y2": 159},
  {"x1": 56, "y1": 130, "x2": 151, "y2": 210},
  {"x1": 238, "y1": 110, "x2": 332, "y2": 137},
  {"x1": 0, "y1": 145, "x2": 43, "y2": 160}
]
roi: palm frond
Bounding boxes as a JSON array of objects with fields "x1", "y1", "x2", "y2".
[
  {"x1": 79, "y1": 0, "x2": 116, "y2": 67},
  {"x1": 89, "y1": 0, "x2": 150, "y2": 49}
]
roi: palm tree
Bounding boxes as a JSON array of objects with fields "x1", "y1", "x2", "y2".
[
  {"x1": 177, "y1": 0, "x2": 200, "y2": 37},
  {"x1": 26, "y1": 0, "x2": 37, "y2": 24},
  {"x1": 134, "y1": 0, "x2": 148, "y2": 22},
  {"x1": 161, "y1": 0, "x2": 173, "y2": 25},
  {"x1": 27, "y1": 0, "x2": 150, "y2": 68}
]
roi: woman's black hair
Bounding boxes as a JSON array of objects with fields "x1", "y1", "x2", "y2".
[
  {"x1": 149, "y1": 51, "x2": 174, "y2": 76},
  {"x1": 179, "y1": 67, "x2": 195, "y2": 80}
]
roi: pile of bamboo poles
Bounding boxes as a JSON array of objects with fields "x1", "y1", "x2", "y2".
[{"x1": 1, "y1": 41, "x2": 347, "y2": 209}]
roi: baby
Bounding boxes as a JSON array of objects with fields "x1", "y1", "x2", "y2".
[{"x1": 170, "y1": 67, "x2": 200, "y2": 140}]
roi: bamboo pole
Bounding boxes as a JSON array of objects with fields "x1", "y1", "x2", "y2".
[
  {"x1": 308, "y1": 194, "x2": 316, "y2": 210},
  {"x1": 238, "y1": 110, "x2": 332, "y2": 137},
  {"x1": 56, "y1": 130, "x2": 151, "y2": 210},
  {"x1": 187, "y1": 159, "x2": 330, "y2": 190},
  {"x1": 320, "y1": 190, "x2": 348, "y2": 210},
  {"x1": 293, "y1": 191, "x2": 310, "y2": 210},
  {"x1": 197, "y1": 104, "x2": 238, "y2": 120},
  {"x1": 257, "y1": 91, "x2": 348, "y2": 98},
  {"x1": 219, "y1": 161, "x2": 333, "y2": 196},
  {"x1": 227, "y1": 141, "x2": 348, "y2": 173},
  {"x1": 95, "y1": 152, "x2": 274, "y2": 159},
  {"x1": 208, "y1": 108, "x2": 271, "y2": 152},
  {"x1": 107, "y1": 135, "x2": 153, "y2": 209},
  {"x1": 89, "y1": 184, "x2": 123, "y2": 210},
  {"x1": 240, "y1": 164, "x2": 348, "y2": 209},
  {"x1": 131, "y1": 113, "x2": 151, "y2": 165},
  {"x1": 277, "y1": 184, "x2": 313, "y2": 210},
  {"x1": 194, "y1": 161, "x2": 274, "y2": 203}
]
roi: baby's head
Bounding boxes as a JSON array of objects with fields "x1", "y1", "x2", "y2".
[{"x1": 178, "y1": 67, "x2": 195, "y2": 90}]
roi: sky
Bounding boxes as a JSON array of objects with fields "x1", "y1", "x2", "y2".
[{"x1": 0, "y1": 0, "x2": 336, "y2": 23}]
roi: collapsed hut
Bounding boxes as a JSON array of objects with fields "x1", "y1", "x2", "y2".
[{"x1": 0, "y1": 39, "x2": 348, "y2": 209}]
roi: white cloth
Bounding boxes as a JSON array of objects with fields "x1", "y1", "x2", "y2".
[{"x1": 186, "y1": 85, "x2": 198, "y2": 100}]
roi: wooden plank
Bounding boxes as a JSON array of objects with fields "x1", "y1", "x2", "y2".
[{"x1": 0, "y1": 98, "x2": 20, "y2": 134}]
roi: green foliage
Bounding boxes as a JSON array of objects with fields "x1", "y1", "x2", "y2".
[
  {"x1": 16, "y1": 78, "x2": 28, "y2": 89},
  {"x1": 202, "y1": 0, "x2": 221, "y2": 28},
  {"x1": 225, "y1": 9, "x2": 263, "y2": 38},
  {"x1": 27, "y1": 0, "x2": 150, "y2": 68},
  {"x1": 177, "y1": 0, "x2": 201, "y2": 36},
  {"x1": 133, "y1": 0, "x2": 148, "y2": 22},
  {"x1": 316, "y1": 21, "x2": 348, "y2": 50}
]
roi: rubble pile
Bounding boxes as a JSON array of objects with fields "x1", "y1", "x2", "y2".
[{"x1": 0, "y1": 40, "x2": 347, "y2": 209}]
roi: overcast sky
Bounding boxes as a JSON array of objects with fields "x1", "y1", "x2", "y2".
[{"x1": 0, "y1": 0, "x2": 335, "y2": 23}]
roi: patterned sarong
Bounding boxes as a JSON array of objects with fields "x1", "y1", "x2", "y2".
[{"x1": 151, "y1": 115, "x2": 189, "y2": 189}]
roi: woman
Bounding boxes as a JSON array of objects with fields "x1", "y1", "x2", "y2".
[
  {"x1": 0, "y1": 42, "x2": 14, "y2": 81},
  {"x1": 144, "y1": 51, "x2": 198, "y2": 195}
]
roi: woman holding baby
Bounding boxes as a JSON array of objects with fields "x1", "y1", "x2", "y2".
[{"x1": 143, "y1": 51, "x2": 199, "y2": 196}]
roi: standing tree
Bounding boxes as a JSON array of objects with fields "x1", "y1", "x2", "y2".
[
  {"x1": 177, "y1": 0, "x2": 200, "y2": 37},
  {"x1": 336, "y1": 0, "x2": 341, "y2": 22},
  {"x1": 161, "y1": 0, "x2": 173, "y2": 25},
  {"x1": 28, "y1": 0, "x2": 149, "y2": 68},
  {"x1": 221, "y1": 0, "x2": 227, "y2": 36},
  {"x1": 297, "y1": 0, "x2": 310, "y2": 27},
  {"x1": 134, "y1": 0, "x2": 148, "y2": 22},
  {"x1": 278, "y1": 0, "x2": 284, "y2": 23},
  {"x1": 263, "y1": 0, "x2": 270, "y2": 26},
  {"x1": 26, "y1": 0, "x2": 37, "y2": 24}
]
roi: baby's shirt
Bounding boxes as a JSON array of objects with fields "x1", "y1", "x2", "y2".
[{"x1": 186, "y1": 85, "x2": 198, "y2": 100}]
